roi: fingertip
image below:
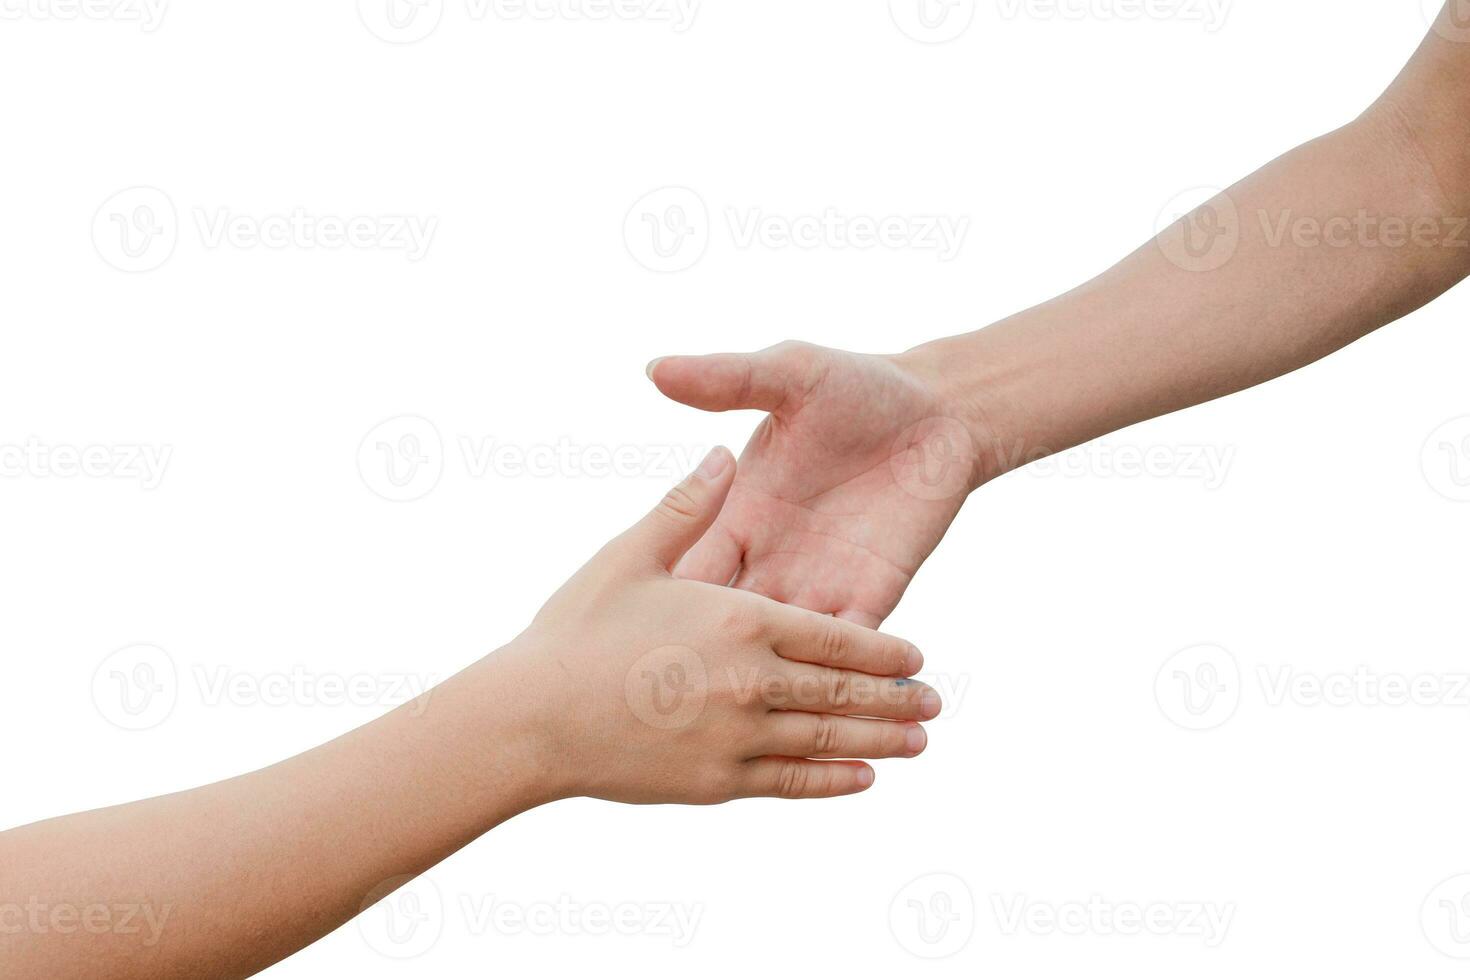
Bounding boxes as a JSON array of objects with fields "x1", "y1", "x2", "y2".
[
  {"x1": 905, "y1": 724, "x2": 927, "y2": 756},
  {"x1": 695, "y1": 445, "x2": 733, "y2": 481},
  {"x1": 627, "y1": 445, "x2": 737, "y2": 573},
  {"x1": 904, "y1": 643, "x2": 924, "y2": 676},
  {"x1": 854, "y1": 764, "x2": 875, "y2": 789},
  {"x1": 645, "y1": 353, "x2": 709, "y2": 407},
  {"x1": 919, "y1": 688, "x2": 943, "y2": 721}
]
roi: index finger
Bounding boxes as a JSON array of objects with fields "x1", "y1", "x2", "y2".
[{"x1": 771, "y1": 606, "x2": 923, "y2": 678}]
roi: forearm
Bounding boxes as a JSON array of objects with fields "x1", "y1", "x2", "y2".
[
  {"x1": 0, "y1": 445, "x2": 937, "y2": 976},
  {"x1": 905, "y1": 28, "x2": 1470, "y2": 481},
  {"x1": 0, "y1": 650, "x2": 554, "y2": 980}
]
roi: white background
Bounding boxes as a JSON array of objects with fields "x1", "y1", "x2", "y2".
[{"x1": 4, "y1": 0, "x2": 1470, "y2": 976}]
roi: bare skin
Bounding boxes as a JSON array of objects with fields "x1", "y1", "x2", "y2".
[
  {"x1": 652, "y1": 343, "x2": 967, "y2": 628},
  {"x1": 0, "y1": 448, "x2": 939, "y2": 980},
  {"x1": 650, "y1": 3, "x2": 1470, "y2": 627}
]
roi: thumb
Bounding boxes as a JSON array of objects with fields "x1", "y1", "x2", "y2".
[
  {"x1": 620, "y1": 446, "x2": 737, "y2": 572},
  {"x1": 645, "y1": 343, "x2": 807, "y2": 414}
]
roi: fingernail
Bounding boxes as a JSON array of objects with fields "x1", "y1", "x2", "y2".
[
  {"x1": 696, "y1": 446, "x2": 730, "y2": 479},
  {"x1": 856, "y1": 766, "x2": 875, "y2": 788},
  {"x1": 904, "y1": 645, "x2": 923, "y2": 675},
  {"x1": 920, "y1": 689, "x2": 942, "y2": 720},
  {"x1": 645, "y1": 357, "x2": 664, "y2": 381},
  {"x1": 905, "y1": 726, "x2": 927, "y2": 755}
]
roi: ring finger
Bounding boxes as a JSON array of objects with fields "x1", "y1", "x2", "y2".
[{"x1": 761, "y1": 711, "x2": 927, "y2": 760}]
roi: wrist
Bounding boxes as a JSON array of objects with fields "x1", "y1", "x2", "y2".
[
  {"x1": 426, "y1": 646, "x2": 570, "y2": 815},
  {"x1": 892, "y1": 332, "x2": 1021, "y2": 489}
]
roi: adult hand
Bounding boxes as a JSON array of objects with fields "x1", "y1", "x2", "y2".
[{"x1": 646, "y1": 342, "x2": 990, "y2": 628}]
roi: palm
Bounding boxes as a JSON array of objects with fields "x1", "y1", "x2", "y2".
[{"x1": 653, "y1": 343, "x2": 977, "y2": 628}]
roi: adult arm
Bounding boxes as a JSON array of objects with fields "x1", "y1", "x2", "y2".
[
  {"x1": 912, "y1": 8, "x2": 1470, "y2": 473},
  {"x1": 648, "y1": 7, "x2": 1470, "y2": 626}
]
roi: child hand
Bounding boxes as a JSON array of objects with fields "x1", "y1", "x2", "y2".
[{"x1": 504, "y1": 446, "x2": 940, "y2": 805}]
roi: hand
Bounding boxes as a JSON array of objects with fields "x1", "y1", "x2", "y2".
[
  {"x1": 504, "y1": 445, "x2": 940, "y2": 805},
  {"x1": 646, "y1": 341, "x2": 986, "y2": 628}
]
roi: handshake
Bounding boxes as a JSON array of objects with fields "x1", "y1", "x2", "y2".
[
  {"x1": 501, "y1": 339, "x2": 990, "y2": 805},
  {"x1": 16, "y1": 67, "x2": 1470, "y2": 969},
  {"x1": 2, "y1": 338, "x2": 994, "y2": 980}
]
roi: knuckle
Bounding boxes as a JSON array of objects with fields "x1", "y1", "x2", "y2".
[
  {"x1": 746, "y1": 604, "x2": 779, "y2": 642},
  {"x1": 826, "y1": 670, "x2": 853, "y2": 709},
  {"x1": 812, "y1": 715, "x2": 842, "y2": 755},
  {"x1": 747, "y1": 606, "x2": 779, "y2": 643},
  {"x1": 657, "y1": 484, "x2": 701, "y2": 522},
  {"x1": 820, "y1": 624, "x2": 849, "y2": 666},
  {"x1": 771, "y1": 339, "x2": 815, "y2": 362},
  {"x1": 715, "y1": 605, "x2": 754, "y2": 641},
  {"x1": 775, "y1": 760, "x2": 809, "y2": 799},
  {"x1": 766, "y1": 341, "x2": 829, "y2": 408},
  {"x1": 736, "y1": 358, "x2": 759, "y2": 406}
]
